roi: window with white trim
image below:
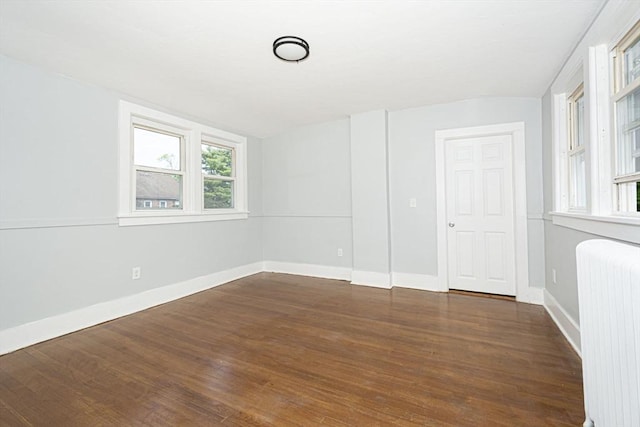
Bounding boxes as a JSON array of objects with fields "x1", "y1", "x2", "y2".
[
  {"x1": 201, "y1": 140, "x2": 234, "y2": 209},
  {"x1": 568, "y1": 84, "x2": 586, "y2": 209},
  {"x1": 613, "y1": 21, "x2": 640, "y2": 214},
  {"x1": 118, "y1": 101, "x2": 248, "y2": 226}
]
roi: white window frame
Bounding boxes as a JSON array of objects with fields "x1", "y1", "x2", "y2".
[
  {"x1": 567, "y1": 83, "x2": 587, "y2": 210},
  {"x1": 143, "y1": 200, "x2": 152, "y2": 208},
  {"x1": 118, "y1": 101, "x2": 248, "y2": 226},
  {"x1": 201, "y1": 137, "x2": 237, "y2": 210},
  {"x1": 550, "y1": 18, "x2": 640, "y2": 244},
  {"x1": 612, "y1": 21, "x2": 640, "y2": 216},
  {"x1": 159, "y1": 200, "x2": 168, "y2": 208}
]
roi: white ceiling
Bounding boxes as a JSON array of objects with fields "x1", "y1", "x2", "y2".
[{"x1": 0, "y1": 0, "x2": 604, "y2": 138}]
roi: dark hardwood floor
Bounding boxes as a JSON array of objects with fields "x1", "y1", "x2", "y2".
[{"x1": 0, "y1": 273, "x2": 584, "y2": 426}]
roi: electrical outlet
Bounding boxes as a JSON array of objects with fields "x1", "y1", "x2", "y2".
[
  {"x1": 337, "y1": 248, "x2": 343, "y2": 257},
  {"x1": 132, "y1": 267, "x2": 141, "y2": 280},
  {"x1": 552, "y1": 268, "x2": 557, "y2": 284}
]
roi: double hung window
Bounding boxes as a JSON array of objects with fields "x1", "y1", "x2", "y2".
[
  {"x1": 568, "y1": 84, "x2": 586, "y2": 209},
  {"x1": 613, "y1": 22, "x2": 640, "y2": 213},
  {"x1": 118, "y1": 101, "x2": 247, "y2": 226}
]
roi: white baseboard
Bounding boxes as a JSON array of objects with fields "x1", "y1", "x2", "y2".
[
  {"x1": 263, "y1": 261, "x2": 352, "y2": 281},
  {"x1": 0, "y1": 262, "x2": 263, "y2": 355},
  {"x1": 517, "y1": 286, "x2": 544, "y2": 305},
  {"x1": 543, "y1": 289, "x2": 581, "y2": 357},
  {"x1": 351, "y1": 270, "x2": 392, "y2": 289},
  {"x1": 392, "y1": 272, "x2": 445, "y2": 292},
  {"x1": 2, "y1": 261, "x2": 555, "y2": 356}
]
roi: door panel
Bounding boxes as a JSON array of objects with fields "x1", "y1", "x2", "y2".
[{"x1": 445, "y1": 134, "x2": 516, "y2": 296}]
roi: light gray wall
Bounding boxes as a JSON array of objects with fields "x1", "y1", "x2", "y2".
[
  {"x1": 350, "y1": 110, "x2": 391, "y2": 274},
  {"x1": 543, "y1": 222, "x2": 598, "y2": 322},
  {"x1": 388, "y1": 97, "x2": 545, "y2": 286},
  {"x1": 260, "y1": 118, "x2": 352, "y2": 268},
  {"x1": 0, "y1": 55, "x2": 262, "y2": 330}
]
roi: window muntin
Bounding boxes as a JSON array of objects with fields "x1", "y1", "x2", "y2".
[
  {"x1": 568, "y1": 85, "x2": 586, "y2": 209},
  {"x1": 613, "y1": 22, "x2": 640, "y2": 213}
]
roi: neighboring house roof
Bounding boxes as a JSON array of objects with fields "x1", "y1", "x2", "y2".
[{"x1": 136, "y1": 171, "x2": 180, "y2": 200}]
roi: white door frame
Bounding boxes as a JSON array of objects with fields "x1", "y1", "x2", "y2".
[{"x1": 435, "y1": 122, "x2": 534, "y2": 303}]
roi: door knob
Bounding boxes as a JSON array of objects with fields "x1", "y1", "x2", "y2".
[{"x1": 448, "y1": 222, "x2": 455, "y2": 228}]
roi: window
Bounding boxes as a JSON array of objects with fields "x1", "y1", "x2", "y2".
[
  {"x1": 133, "y1": 125, "x2": 184, "y2": 211},
  {"x1": 118, "y1": 101, "x2": 248, "y2": 226},
  {"x1": 202, "y1": 141, "x2": 234, "y2": 209},
  {"x1": 568, "y1": 84, "x2": 586, "y2": 209},
  {"x1": 613, "y1": 21, "x2": 640, "y2": 214}
]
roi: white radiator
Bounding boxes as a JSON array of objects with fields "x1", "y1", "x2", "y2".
[{"x1": 577, "y1": 239, "x2": 640, "y2": 427}]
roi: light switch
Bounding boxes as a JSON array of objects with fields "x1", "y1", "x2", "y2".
[{"x1": 409, "y1": 198, "x2": 417, "y2": 208}]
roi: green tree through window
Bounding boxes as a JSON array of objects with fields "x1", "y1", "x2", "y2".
[{"x1": 202, "y1": 145, "x2": 233, "y2": 208}]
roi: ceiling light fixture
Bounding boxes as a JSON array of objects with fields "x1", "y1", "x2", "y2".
[{"x1": 273, "y1": 36, "x2": 310, "y2": 62}]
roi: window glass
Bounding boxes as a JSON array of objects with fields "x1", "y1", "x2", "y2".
[
  {"x1": 202, "y1": 144, "x2": 233, "y2": 177},
  {"x1": 136, "y1": 171, "x2": 183, "y2": 210},
  {"x1": 570, "y1": 151, "x2": 586, "y2": 208},
  {"x1": 573, "y1": 95, "x2": 585, "y2": 148},
  {"x1": 134, "y1": 127, "x2": 181, "y2": 171},
  {"x1": 616, "y1": 86, "x2": 640, "y2": 176},
  {"x1": 624, "y1": 36, "x2": 640, "y2": 86},
  {"x1": 203, "y1": 179, "x2": 233, "y2": 209}
]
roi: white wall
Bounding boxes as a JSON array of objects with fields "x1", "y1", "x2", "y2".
[
  {"x1": 0, "y1": 55, "x2": 263, "y2": 331},
  {"x1": 388, "y1": 97, "x2": 545, "y2": 288},
  {"x1": 260, "y1": 119, "x2": 353, "y2": 270}
]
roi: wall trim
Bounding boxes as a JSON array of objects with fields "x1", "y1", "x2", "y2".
[
  {"x1": 351, "y1": 270, "x2": 392, "y2": 289},
  {"x1": 1, "y1": 261, "x2": 548, "y2": 356},
  {"x1": 551, "y1": 212, "x2": 640, "y2": 244},
  {"x1": 519, "y1": 286, "x2": 544, "y2": 305},
  {"x1": 263, "y1": 261, "x2": 352, "y2": 281},
  {"x1": 543, "y1": 289, "x2": 582, "y2": 357},
  {"x1": 0, "y1": 262, "x2": 263, "y2": 355},
  {"x1": 0, "y1": 217, "x2": 117, "y2": 230},
  {"x1": 392, "y1": 272, "x2": 446, "y2": 292}
]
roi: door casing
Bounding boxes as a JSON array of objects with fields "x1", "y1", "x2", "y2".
[{"x1": 435, "y1": 122, "x2": 534, "y2": 303}]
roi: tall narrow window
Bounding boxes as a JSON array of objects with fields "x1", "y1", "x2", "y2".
[
  {"x1": 613, "y1": 22, "x2": 640, "y2": 214},
  {"x1": 133, "y1": 126, "x2": 184, "y2": 211},
  {"x1": 201, "y1": 139, "x2": 235, "y2": 209},
  {"x1": 568, "y1": 84, "x2": 586, "y2": 209}
]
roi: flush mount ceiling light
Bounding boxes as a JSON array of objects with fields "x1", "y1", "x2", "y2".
[{"x1": 273, "y1": 36, "x2": 310, "y2": 62}]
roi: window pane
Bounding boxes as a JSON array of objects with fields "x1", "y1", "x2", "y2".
[
  {"x1": 202, "y1": 144, "x2": 233, "y2": 177},
  {"x1": 136, "y1": 171, "x2": 182, "y2": 210},
  {"x1": 616, "y1": 88, "x2": 640, "y2": 175},
  {"x1": 204, "y1": 178, "x2": 233, "y2": 209},
  {"x1": 134, "y1": 127, "x2": 181, "y2": 170},
  {"x1": 574, "y1": 95, "x2": 585, "y2": 148},
  {"x1": 617, "y1": 181, "x2": 640, "y2": 212},
  {"x1": 625, "y1": 36, "x2": 640, "y2": 86},
  {"x1": 570, "y1": 151, "x2": 586, "y2": 208}
]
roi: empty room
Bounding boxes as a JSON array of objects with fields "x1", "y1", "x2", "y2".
[{"x1": 1, "y1": 0, "x2": 639, "y2": 425}]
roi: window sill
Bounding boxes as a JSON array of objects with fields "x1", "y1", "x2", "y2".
[
  {"x1": 550, "y1": 211, "x2": 640, "y2": 244},
  {"x1": 118, "y1": 211, "x2": 249, "y2": 227}
]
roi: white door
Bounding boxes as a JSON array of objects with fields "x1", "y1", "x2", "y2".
[{"x1": 445, "y1": 134, "x2": 516, "y2": 296}]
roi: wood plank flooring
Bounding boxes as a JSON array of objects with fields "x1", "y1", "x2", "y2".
[{"x1": 0, "y1": 273, "x2": 584, "y2": 426}]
